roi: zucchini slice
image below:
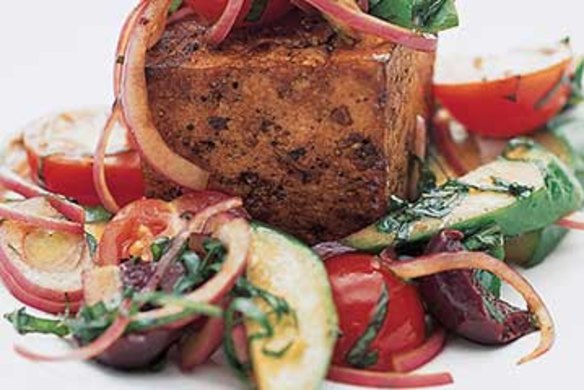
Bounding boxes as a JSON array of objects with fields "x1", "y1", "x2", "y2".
[
  {"x1": 345, "y1": 141, "x2": 584, "y2": 252},
  {"x1": 245, "y1": 223, "x2": 338, "y2": 390}
]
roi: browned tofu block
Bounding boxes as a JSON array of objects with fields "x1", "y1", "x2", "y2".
[{"x1": 144, "y1": 13, "x2": 434, "y2": 244}]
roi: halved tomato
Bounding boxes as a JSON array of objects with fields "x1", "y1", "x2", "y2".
[
  {"x1": 95, "y1": 191, "x2": 237, "y2": 266},
  {"x1": 434, "y1": 41, "x2": 573, "y2": 138},
  {"x1": 23, "y1": 108, "x2": 144, "y2": 207},
  {"x1": 325, "y1": 253, "x2": 427, "y2": 372}
]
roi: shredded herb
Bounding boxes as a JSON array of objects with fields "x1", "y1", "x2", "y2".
[
  {"x1": 378, "y1": 181, "x2": 468, "y2": 241},
  {"x1": 345, "y1": 282, "x2": 389, "y2": 368},
  {"x1": 465, "y1": 176, "x2": 534, "y2": 199},
  {"x1": 150, "y1": 237, "x2": 171, "y2": 262},
  {"x1": 169, "y1": 0, "x2": 183, "y2": 15},
  {"x1": 224, "y1": 279, "x2": 297, "y2": 380},
  {"x1": 4, "y1": 308, "x2": 70, "y2": 338},
  {"x1": 173, "y1": 238, "x2": 226, "y2": 294},
  {"x1": 84, "y1": 206, "x2": 113, "y2": 224},
  {"x1": 463, "y1": 224, "x2": 505, "y2": 297},
  {"x1": 85, "y1": 232, "x2": 98, "y2": 258},
  {"x1": 369, "y1": 0, "x2": 459, "y2": 34},
  {"x1": 245, "y1": 0, "x2": 269, "y2": 22},
  {"x1": 570, "y1": 57, "x2": 584, "y2": 106}
]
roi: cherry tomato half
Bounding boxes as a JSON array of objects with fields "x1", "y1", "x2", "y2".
[
  {"x1": 325, "y1": 253, "x2": 426, "y2": 371},
  {"x1": 185, "y1": 0, "x2": 293, "y2": 27},
  {"x1": 96, "y1": 191, "x2": 237, "y2": 266},
  {"x1": 23, "y1": 109, "x2": 144, "y2": 207},
  {"x1": 434, "y1": 42, "x2": 573, "y2": 138}
]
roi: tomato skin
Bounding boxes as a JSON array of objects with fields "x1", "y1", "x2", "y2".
[
  {"x1": 95, "y1": 192, "x2": 240, "y2": 266},
  {"x1": 434, "y1": 59, "x2": 571, "y2": 138},
  {"x1": 325, "y1": 253, "x2": 426, "y2": 371},
  {"x1": 185, "y1": 0, "x2": 293, "y2": 27},
  {"x1": 26, "y1": 150, "x2": 144, "y2": 207},
  {"x1": 96, "y1": 199, "x2": 177, "y2": 266}
]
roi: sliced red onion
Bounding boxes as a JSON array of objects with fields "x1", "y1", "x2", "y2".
[
  {"x1": 0, "y1": 167, "x2": 85, "y2": 224},
  {"x1": 205, "y1": 0, "x2": 246, "y2": 46},
  {"x1": 430, "y1": 111, "x2": 470, "y2": 176},
  {"x1": 556, "y1": 211, "x2": 584, "y2": 230},
  {"x1": 133, "y1": 216, "x2": 250, "y2": 330},
  {"x1": 0, "y1": 258, "x2": 82, "y2": 314},
  {"x1": 387, "y1": 251, "x2": 554, "y2": 365},
  {"x1": 291, "y1": 0, "x2": 316, "y2": 14},
  {"x1": 179, "y1": 315, "x2": 225, "y2": 371},
  {"x1": 301, "y1": 0, "x2": 437, "y2": 52},
  {"x1": 0, "y1": 203, "x2": 83, "y2": 234},
  {"x1": 167, "y1": 5, "x2": 196, "y2": 25},
  {"x1": 114, "y1": 0, "x2": 148, "y2": 96},
  {"x1": 391, "y1": 327, "x2": 447, "y2": 373},
  {"x1": 93, "y1": 104, "x2": 122, "y2": 213},
  {"x1": 120, "y1": 0, "x2": 210, "y2": 191},
  {"x1": 231, "y1": 324, "x2": 250, "y2": 364},
  {"x1": 327, "y1": 365, "x2": 453, "y2": 388}
]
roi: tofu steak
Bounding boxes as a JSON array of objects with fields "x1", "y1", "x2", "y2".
[{"x1": 144, "y1": 13, "x2": 435, "y2": 244}]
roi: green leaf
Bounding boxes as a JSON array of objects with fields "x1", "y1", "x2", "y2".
[
  {"x1": 84, "y1": 206, "x2": 113, "y2": 224},
  {"x1": 245, "y1": 0, "x2": 269, "y2": 22},
  {"x1": 463, "y1": 224, "x2": 505, "y2": 296},
  {"x1": 151, "y1": 237, "x2": 171, "y2": 262},
  {"x1": 85, "y1": 232, "x2": 98, "y2": 258},
  {"x1": 345, "y1": 282, "x2": 389, "y2": 368},
  {"x1": 370, "y1": 0, "x2": 459, "y2": 33},
  {"x1": 169, "y1": 0, "x2": 183, "y2": 15},
  {"x1": 4, "y1": 308, "x2": 70, "y2": 338}
]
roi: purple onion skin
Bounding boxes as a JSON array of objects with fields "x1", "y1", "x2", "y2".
[
  {"x1": 96, "y1": 329, "x2": 180, "y2": 371},
  {"x1": 94, "y1": 261, "x2": 188, "y2": 370},
  {"x1": 418, "y1": 230, "x2": 536, "y2": 345}
]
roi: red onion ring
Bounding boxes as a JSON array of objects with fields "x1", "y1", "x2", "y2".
[
  {"x1": 179, "y1": 314, "x2": 225, "y2": 371},
  {"x1": 0, "y1": 256, "x2": 82, "y2": 314},
  {"x1": 0, "y1": 167, "x2": 85, "y2": 224},
  {"x1": 556, "y1": 211, "x2": 584, "y2": 230},
  {"x1": 93, "y1": 103, "x2": 122, "y2": 213},
  {"x1": 387, "y1": 251, "x2": 554, "y2": 365},
  {"x1": 231, "y1": 324, "x2": 250, "y2": 364},
  {"x1": 0, "y1": 203, "x2": 83, "y2": 235},
  {"x1": 15, "y1": 303, "x2": 131, "y2": 362},
  {"x1": 391, "y1": 327, "x2": 447, "y2": 373},
  {"x1": 134, "y1": 216, "x2": 250, "y2": 330},
  {"x1": 301, "y1": 0, "x2": 437, "y2": 52},
  {"x1": 205, "y1": 0, "x2": 246, "y2": 46},
  {"x1": 291, "y1": 0, "x2": 316, "y2": 14},
  {"x1": 167, "y1": 5, "x2": 196, "y2": 25},
  {"x1": 114, "y1": 0, "x2": 148, "y2": 96},
  {"x1": 430, "y1": 111, "x2": 469, "y2": 176},
  {"x1": 327, "y1": 365, "x2": 453, "y2": 388},
  {"x1": 120, "y1": 0, "x2": 210, "y2": 191}
]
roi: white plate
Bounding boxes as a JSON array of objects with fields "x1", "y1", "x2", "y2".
[{"x1": 1, "y1": 1, "x2": 584, "y2": 389}]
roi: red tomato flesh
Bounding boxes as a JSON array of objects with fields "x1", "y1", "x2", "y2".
[
  {"x1": 185, "y1": 0, "x2": 293, "y2": 27},
  {"x1": 434, "y1": 43, "x2": 573, "y2": 138},
  {"x1": 325, "y1": 253, "x2": 427, "y2": 371},
  {"x1": 23, "y1": 109, "x2": 144, "y2": 207}
]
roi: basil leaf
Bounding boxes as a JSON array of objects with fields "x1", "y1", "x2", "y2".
[
  {"x1": 369, "y1": 0, "x2": 459, "y2": 33},
  {"x1": 85, "y1": 232, "x2": 98, "y2": 258},
  {"x1": 464, "y1": 225, "x2": 505, "y2": 297},
  {"x1": 4, "y1": 308, "x2": 70, "y2": 338},
  {"x1": 84, "y1": 206, "x2": 113, "y2": 223},
  {"x1": 169, "y1": 0, "x2": 183, "y2": 15},
  {"x1": 345, "y1": 282, "x2": 389, "y2": 368},
  {"x1": 151, "y1": 237, "x2": 171, "y2": 262},
  {"x1": 245, "y1": 0, "x2": 269, "y2": 22}
]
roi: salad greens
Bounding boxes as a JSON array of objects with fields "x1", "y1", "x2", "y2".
[{"x1": 369, "y1": 0, "x2": 459, "y2": 34}]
